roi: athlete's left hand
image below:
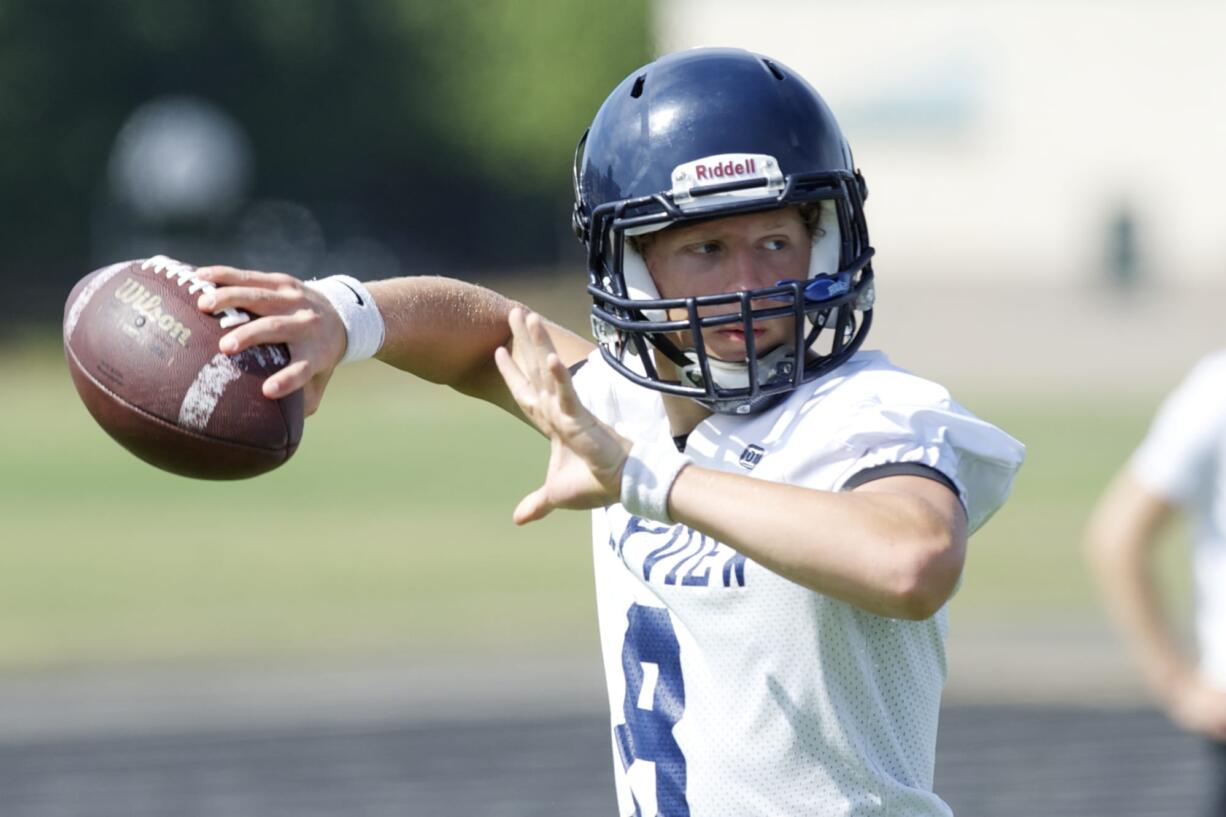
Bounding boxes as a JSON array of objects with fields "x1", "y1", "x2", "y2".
[{"x1": 495, "y1": 307, "x2": 632, "y2": 524}]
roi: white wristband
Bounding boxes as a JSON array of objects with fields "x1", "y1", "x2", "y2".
[
  {"x1": 304, "y1": 275, "x2": 385, "y2": 363},
  {"x1": 620, "y1": 438, "x2": 691, "y2": 523}
]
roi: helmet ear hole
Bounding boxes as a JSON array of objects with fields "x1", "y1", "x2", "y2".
[
  {"x1": 622, "y1": 244, "x2": 666, "y2": 322},
  {"x1": 571, "y1": 204, "x2": 588, "y2": 241},
  {"x1": 808, "y1": 199, "x2": 841, "y2": 279}
]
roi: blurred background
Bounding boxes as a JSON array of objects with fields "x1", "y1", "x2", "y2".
[{"x1": 4, "y1": 1, "x2": 1226, "y2": 815}]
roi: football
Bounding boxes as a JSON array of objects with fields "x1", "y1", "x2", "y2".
[{"x1": 62, "y1": 256, "x2": 304, "y2": 479}]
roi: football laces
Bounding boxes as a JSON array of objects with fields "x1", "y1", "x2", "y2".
[{"x1": 142, "y1": 255, "x2": 250, "y2": 328}]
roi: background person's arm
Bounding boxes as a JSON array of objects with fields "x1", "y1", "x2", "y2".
[{"x1": 1085, "y1": 472, "x2": 1226, "y2": 739}]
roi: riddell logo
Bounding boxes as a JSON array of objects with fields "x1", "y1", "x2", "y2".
[{"x1": 695, "y1": 157, "x2": 757, "y2": 181}]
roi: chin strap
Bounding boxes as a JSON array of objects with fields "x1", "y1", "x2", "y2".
[
  {"x1": 676, "y1": 343, "x2": 795, "y2": 391},
  {"x1": 676, "y1": 344, "x2": 798, "y2": 416}
]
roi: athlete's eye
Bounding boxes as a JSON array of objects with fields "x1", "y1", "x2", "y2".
[
  {"x1": 762, "y1": 238, "x2": 789, "y2": 251},
  {"x1": 688, "y1": 241, "x2": 721, "y2": 255}
]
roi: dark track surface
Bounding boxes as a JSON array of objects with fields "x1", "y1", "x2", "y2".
[{"x1": 0, "y1": 705, "x2": 1212, "y2": 817}]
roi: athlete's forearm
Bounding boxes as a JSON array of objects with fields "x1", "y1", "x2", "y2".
[
  {"x1": 667, "y1": 467, "x2": 966, "y2": 620},
  {"x1": 367, "y1": 276, "x2": 592, "y2": 411},
  {"x1": 368, "y1": 277, "x2": 517, "y2": 391}
]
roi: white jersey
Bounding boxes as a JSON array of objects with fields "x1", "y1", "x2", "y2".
[
  {"x1": 1128, "y1": 350, "x2": 1226, "y2": 689},
  {"x1": 571, "y1": 349, "x2": 1024, "y2": 817}
]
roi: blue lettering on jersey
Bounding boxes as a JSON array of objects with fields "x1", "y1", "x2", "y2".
[
  {"x1": 668, "y1": 534, "x2": 718, "y2": 586},
  {"x1": 614, "y1": 603, "x2": 689, "y2": 817},
  {"x1": 642, "y1": 527, "x2": 692, "y2": 582},
  {"x1": 611, "y1": 513, "x2": 748, "y2": 589},
  {"x1": 722, "y1": 551, "x2": 747, "y2": 587},
  {"x1": 614, "y1": 515, "x2": 671, "y2": 558}
]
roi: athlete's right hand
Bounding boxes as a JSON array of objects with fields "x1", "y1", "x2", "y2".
[{"x1": 193, "y1": 266, "x2": 347, "y2": 416}]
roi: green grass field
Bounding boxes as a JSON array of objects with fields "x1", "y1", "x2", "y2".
[{"x1": 0, "y1": 335, "x2": 1186, "y2": 671}]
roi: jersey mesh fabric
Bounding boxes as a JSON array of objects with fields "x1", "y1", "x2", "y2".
[
  {"x1": 572, "y1": 349, "x2": 1024, "y2": 817},
  {"x1": 1128, "y1": 349, "x2": 1226, "y2": 688}
]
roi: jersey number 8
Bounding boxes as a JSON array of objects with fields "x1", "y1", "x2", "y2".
[{"x1": 614, "y1": 603, "x2": 689, "y2": 817}]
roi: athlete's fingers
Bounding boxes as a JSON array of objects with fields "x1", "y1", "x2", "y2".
[
  {"x1": 512, "y1": 484, "x2": 554, "y2": 526},
  {"x1": 547, "y1": 353, "x2": 585, "y2": 418},
  {"x1": 524, "y1": 311, "x2": 558, "y2": 355},
  {"x1": 540, "y1": 353, "x2": 564, "y2": 409},
  {"x1": 262, "y1": 358, "x2": 312, "y2": 400},
  {"x1": 198, "y1": 283, "x2": 307, "y2": 316},
  {"x1": 301, "y1": 368, "x2": 334, "y2": 417},
  {"x1": 494, "y1": 345, "x2": 529, "y2": 396},
  {"x1": 218, "y1": 308, "x2": 320, "y2": 355},
  {"x1": 195, "y1": 266, "x2": 299, "y2": 289},
  {"x1": 509, "y1": 308, "x2": 557, "y2": 392},
  {"x1": 506, "y1": 308, "x2": 543, "y2": 384},
  {"x1": 524, "y1": 312, "x2": 562, "y2": 397},
  {"x1": 495, "y1": 345, "x2": 546, "y2": 425}
]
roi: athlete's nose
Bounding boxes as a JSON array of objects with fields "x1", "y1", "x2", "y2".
[{"x1": 726, "y1": 246, "x2": 763, "y2": 292}]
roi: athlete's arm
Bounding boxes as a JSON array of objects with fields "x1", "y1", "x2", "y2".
[
  {"x1": 667, "y1": 468, "x2": 966, "y2": 620},
  {"x1": 1085, "y1": 472, "x2": 1226, "y2": 739},
  {"x1": 367, "y1": 277, "x2": 592, "y2": 415},
  {"x1": 194, "y1": 267, "x2": 593, "y2": 419},
  {"x1": 496, "y1": 305, "x2": 965, "y2": 620}
]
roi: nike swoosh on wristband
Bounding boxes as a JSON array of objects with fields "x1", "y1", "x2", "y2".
[{"x1": 339, "y1": 280, "x2": 364, "y2": 306}]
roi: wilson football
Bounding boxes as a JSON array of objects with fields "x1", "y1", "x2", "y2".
[{"x1": 63, "y1": 256, "x2": 304, "y2": 479}]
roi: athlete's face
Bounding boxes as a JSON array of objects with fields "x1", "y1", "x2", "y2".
[{"x1": 641, "y1": 208, "x2": 810, "y2": 362}]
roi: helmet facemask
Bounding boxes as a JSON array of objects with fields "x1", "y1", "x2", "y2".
[{"x1": 584, "y1": 159, "x2": 875, "y2": 415}]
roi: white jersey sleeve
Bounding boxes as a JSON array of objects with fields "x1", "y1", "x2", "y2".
[
  {"x1": 808, "y1": 368, "x2": 1026, "y2": 534},
  {"x1": 1129, "y1": 350, "x2": 1226, "y2": 506}
]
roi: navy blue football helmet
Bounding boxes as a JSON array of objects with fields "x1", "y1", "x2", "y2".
[{"x1": 572, "y1": 48, "x2": 875, "y2": 415}]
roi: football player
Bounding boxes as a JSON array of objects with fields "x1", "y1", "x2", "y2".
[
  {"x1": 1086, "y1": 351, "x2": 1226, "y2": 817},
  {"x1": 195, "y1": 48, "x2": 1025, "y2": 816}
]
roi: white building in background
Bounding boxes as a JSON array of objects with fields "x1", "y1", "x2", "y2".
[{"x1": 656, "y1": 1, "x2": 1226, "y2": 286}]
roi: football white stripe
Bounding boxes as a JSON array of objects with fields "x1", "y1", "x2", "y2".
[
  {"x1": 179, "y1": 353, "x2": 242, "y2": 431},
  {"x1": 63, "y1": 260, "x2": 134, "y2": 339}
]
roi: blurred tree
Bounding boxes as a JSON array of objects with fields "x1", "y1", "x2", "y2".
[{"x1": 0, "y1": 0, "x2": 651, "y2": 325}]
